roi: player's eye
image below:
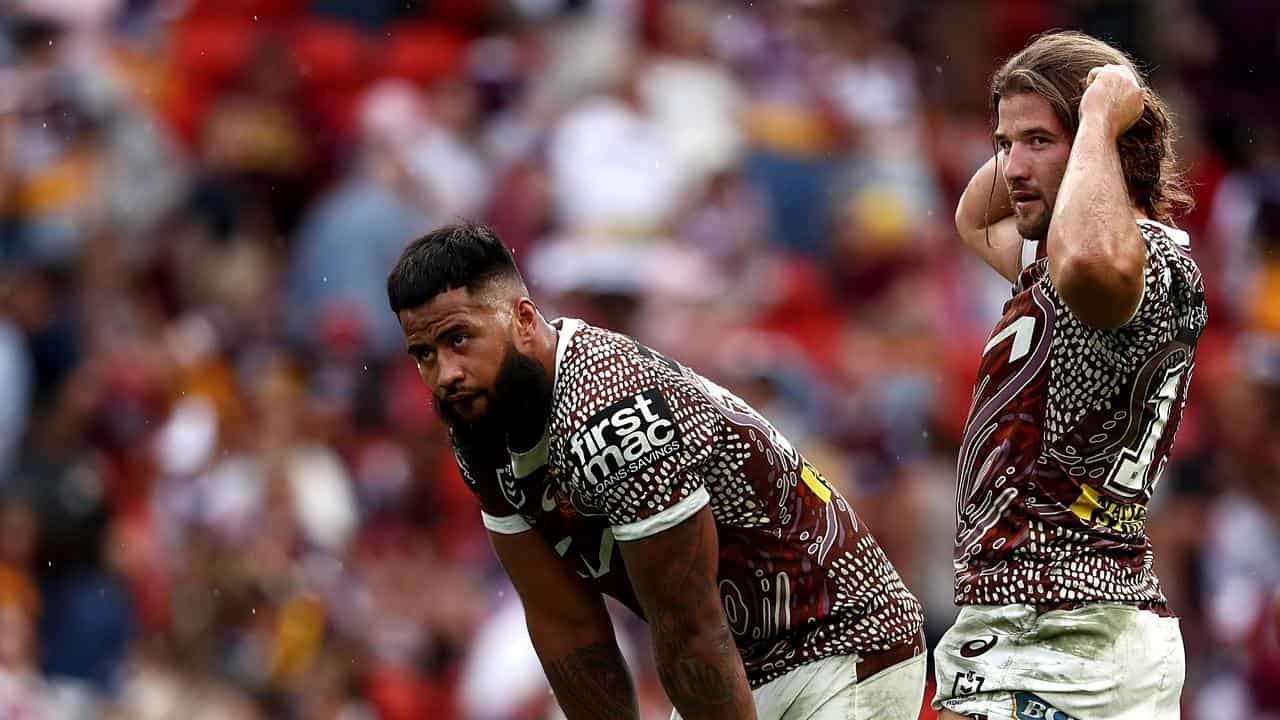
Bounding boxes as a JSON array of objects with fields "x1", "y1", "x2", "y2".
[
  {"x1": 450, "y1": 333, "x2": 469, "y2": 348},
  {"x1": 1030, "y1": 136, "x2": 1049, "y2": 146},
  {"x1": 417, "y1": 347, "x2": 436, "y2": 364},
  {"x1": 996, "y1": 139, "x2": 1012, "y2": 152}
]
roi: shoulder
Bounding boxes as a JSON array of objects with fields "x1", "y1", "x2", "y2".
[
  {"x1": 551, "y1": 324, "x2": 721, "y2": 482},
  {"x1": 1137, "y1": 220, "x2": 1202, "y2": 278},
  {"x1": 554, "y1": 322, "x2": 703, "y2": 426},
  {"x1": 1134, "y1": 220, "x2": 1207, "y2": 316},
  {"x1": 1036, "y1": 219, "x2": 1205, "y2": 310}
]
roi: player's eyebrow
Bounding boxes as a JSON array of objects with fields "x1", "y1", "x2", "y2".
[
  {"x1": 430, "y1": 322, "x2": 468, "y2": 343},
  {"x1": 994, "y1": 126, "x2": 1058, "y2": 143},
  {"x1": 407, "y1": 322, "x2": 468, "y2": 358},
  {"x1": 1020, "y1": 125, "x2": 1057, "y2": 138}
]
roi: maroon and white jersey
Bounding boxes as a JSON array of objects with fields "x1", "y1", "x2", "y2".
[
  {"x1": 457, "y1": 319, "x2": 923, "y2": 687},
  {"x1": 955, "y1": 220, "x2": 1207, "y2": 606}
]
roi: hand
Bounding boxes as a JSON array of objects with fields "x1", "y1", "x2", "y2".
[{"x1": 1079, "y1": 64, "x2": 1145, "y2": 138}]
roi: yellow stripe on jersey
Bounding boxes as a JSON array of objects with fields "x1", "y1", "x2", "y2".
[
  {"x1": 801, "y1": 463, "x2": 832, "y2": 504},
  {"x1": 1069, "y1": 484, "x2": 1147, "y2": 536}
]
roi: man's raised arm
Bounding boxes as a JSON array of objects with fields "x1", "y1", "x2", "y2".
[
  {"x1": 956, "y1": 154, "x2": 1024, "y2": 284},
  {"x1": 1047, "y1": 64, "x2": 1148, "y2": 329}
]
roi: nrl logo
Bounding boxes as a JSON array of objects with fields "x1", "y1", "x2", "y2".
[
  {"x1": 952, "y1": 671, "x2": 985, "y2": 697},
  {"x1": 497, "y1": 467, "x2": 525, "y2": 509}
]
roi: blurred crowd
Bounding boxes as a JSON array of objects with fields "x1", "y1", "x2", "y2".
[{"x1": 0, "y1": 0, "x2": 1277, "y2": 718}]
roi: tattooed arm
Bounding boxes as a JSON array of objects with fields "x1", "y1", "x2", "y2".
[
  {"x1": 618, "y1": 506, "x2": 757, "y2": 719},
  {"x1": 489, "y1": 529, "x2": 638, "y2": 720}
]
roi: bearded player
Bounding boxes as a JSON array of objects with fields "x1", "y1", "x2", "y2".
[
  {"x1": 387, "y1": 223, "x2": 925, "y2": 719},
  {"x1": 933, "y1": 31, "x2": 1207, "y2": 720}
]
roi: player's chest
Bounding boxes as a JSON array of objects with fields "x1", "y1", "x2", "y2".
[
  {"x1": 977, "y1": 284, "x2": 1056, "y2": 390},
  {"x1": 501, "y1": 465, "x2": 627, "y2": 584}
]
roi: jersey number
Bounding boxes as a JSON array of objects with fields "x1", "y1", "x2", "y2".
[{"x1": 1104, "y1": 359, "x2": 1186, "y2": 498}]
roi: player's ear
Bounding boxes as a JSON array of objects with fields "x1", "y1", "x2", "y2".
[{"x1": 511, "y1": 297, "x2": 539, "y2": 351}]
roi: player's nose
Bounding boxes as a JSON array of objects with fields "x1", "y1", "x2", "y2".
[
  {"x1": 1003, "y1": 143, "x2": 1031, "y2": 182},
  {"x1": 435, "y1": 353, "x2": 466, "y2": 389}
]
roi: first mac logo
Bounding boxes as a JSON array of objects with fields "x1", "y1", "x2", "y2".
[{"x1": 569, "y1": 390, "x2": 682, "y2": 485}]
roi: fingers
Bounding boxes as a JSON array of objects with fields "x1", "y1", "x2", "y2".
[
  {"x1": 1086, "y1": 64, "x2": 1139, "y2": 89},
  {"x1": 1079, "y1": 64, "x2": 1146, "y2": 136}
]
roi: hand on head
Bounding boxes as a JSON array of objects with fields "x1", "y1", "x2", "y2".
[{"x1": 1080, "y1": 64, "x2": 1146, "y2": 138}]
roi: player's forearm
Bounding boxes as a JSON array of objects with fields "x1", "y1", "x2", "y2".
[
  {"x1": 1046, "y1": 115, "x2": 1145, "y2": 324},
  {"x1": 651, "y1": 617, "x2": 756, "y2": 719},
  {"x1": 1048, "y1": 115, "x2": 1143, "y2": 271},
  {"x1": 955, "y1": 155, "x2": 1013, "y2": 237},
  {"x1": 536, "y1": 633, "x2": 639, "y2": 720}
]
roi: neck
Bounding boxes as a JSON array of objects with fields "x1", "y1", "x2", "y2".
[
  {"x1": 532, "y1": 315, "x2": 559, "y2": 385},
  {"x1": 503, "y1": 316, "x2": 558, "y2": 454}
]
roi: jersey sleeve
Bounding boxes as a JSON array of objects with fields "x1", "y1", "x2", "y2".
[
  {"x1": 1038, "y1": 220, "x2": 1205, "y2": 372},
  {"x1": 561, "y1": 377, "x2": 721, "y2": 542},
  {"x1": 1115, "y1": 221, "x2": 1206, "y2": 352},
  {"x1": 451, "y1": 432, "x2": 532, "y2": 535}
]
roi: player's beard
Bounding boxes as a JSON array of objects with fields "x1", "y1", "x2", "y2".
[
  {"x1": 1013, "y1": 197, "x2": 1052, "y2": 240},
  {"x1": 435, "y1": 340, "x2": 553, "y2": 455}
]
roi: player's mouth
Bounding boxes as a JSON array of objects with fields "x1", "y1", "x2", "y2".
[
  {"x1": 1010, "y1": 190, "x2": 1040, "y2": 211},
  {"x1": 445, "y1": 391, "x2": 479, "y2": 405}
]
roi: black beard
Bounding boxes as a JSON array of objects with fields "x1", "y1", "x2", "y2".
[{"x1": 435, "y1": 342, "x2": 553, "y2": 455}]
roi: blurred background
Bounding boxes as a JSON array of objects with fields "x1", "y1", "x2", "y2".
[{"x1": 0, "y1": 0, "x2": 1276, "y2": 718}]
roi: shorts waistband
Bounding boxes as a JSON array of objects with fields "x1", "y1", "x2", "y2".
[
  {"x1": 1031, "y1": 600, "x2": 1175, "y2": 618},
  {"x1": 856, "y1": 631, "x2": 925, "y2": 683}
]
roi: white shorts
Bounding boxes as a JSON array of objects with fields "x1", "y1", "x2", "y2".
[
  {"x1": 671, "y1": 652, "x2": 926, "y2": 720},
  {"x1": 932, "y1": 603, "x2": 1185, "y2": 719}
]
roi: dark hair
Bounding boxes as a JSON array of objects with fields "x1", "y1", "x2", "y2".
[
  {"x1": 992, "y1": 30, "x2": 1194, "y2": 223},
  {"x1": 387, "y1": 223, "x2": 524, "y2": 314}
]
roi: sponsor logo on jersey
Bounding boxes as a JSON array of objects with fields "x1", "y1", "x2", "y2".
[
  {"x1": 952, "y1": 671, "x2": 986, "y2": 697},
  {"x1": 959, "y1": 635, "x2": 998, "y2": 658},
  {"x1": 1068, "y1": 484, "x2": 1147, "y2": 536},
  {"x1": 1014, "y1": 692, "x2": 1074, "y2": 719},
  {"x1": 568, "y1": 390, "x2": 682, "y2": 486}
]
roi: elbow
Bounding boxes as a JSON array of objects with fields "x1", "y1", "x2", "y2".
[
  {"x1": 954, "y1": 203, "x2": 970, "y2": 235},
  {"x1": 648, "y1": 593, "x2": 736, "y2": 667},
  {"x1": 652, "y1": 597, "x2": 727, "y2": 646},
  {"x1": 1051, "y1": 249, "x2": 1145, "y2": 329},
  {"x1": 955, "y1": 195, "x2": 986, "y2": 236}
]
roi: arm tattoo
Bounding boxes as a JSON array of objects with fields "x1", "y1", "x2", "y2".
[
  {"x1": 645, "y1": 519, "x2": 754, "y2": 716},
  {"x1": 542, "y1": 639, "x2": 639, "y2": 720}
]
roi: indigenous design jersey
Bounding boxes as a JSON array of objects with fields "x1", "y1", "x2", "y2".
[
  {"x1": 954, "y1": 220, "x2": 1207, "y2": 606},
  {"x1": 455, "y1": 319, "x2": 923, "y2": 687}
]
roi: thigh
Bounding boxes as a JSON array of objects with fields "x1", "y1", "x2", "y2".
[
  {"x1": 851, "y1": 654, "x2": 926, "y2": 720},
  {"x1": 684, "y1": 655, "x2": 858, "y2": 720},
  {"x1": 774, "y1": 655, "x2": 857, "y2": 720},
  {"x1": 782, "y1": 654, "x2": 927, "y2": 720},
  {"x1": 1108, "y1": 613, "x2": 1184, "y2": 720},
  {"x1": 933, "y1": 604, "x2": 1182, "y2": 720},
  {"x1": 933, "y1": 604, "x2": 1119, "y2": 717}
]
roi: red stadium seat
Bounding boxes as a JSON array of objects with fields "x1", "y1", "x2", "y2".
[
  {"x1": 288, "y1": 18, "x2": 371, "y2": 139},
  {"x1": 169, "y1": 16, "x2": 259, "y2": 91},
  {"x1": 378, "y1": 23, "x2": 470, "y2": 86},
  {"x1": 289, "y1": 18, "x2": 369, "y2": 91},
  {"x1": 182, "y1": 0, "x2": 306, "y2": 24}
]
